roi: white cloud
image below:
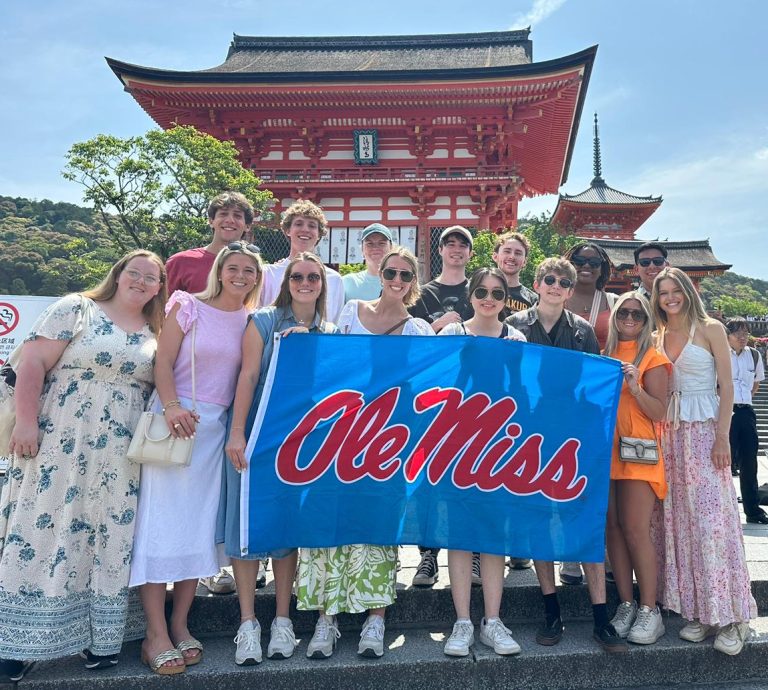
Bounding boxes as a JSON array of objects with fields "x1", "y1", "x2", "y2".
[{"x1": 511, "y1": 0, "x2": 568, "y2": 28}]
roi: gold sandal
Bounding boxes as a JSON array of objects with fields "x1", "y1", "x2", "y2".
[
  {"x1": 141, "y1": 648, "x2": 185, "y2": 675},
  {"x1": 176, "y1": 638, "x2": 204, "y2": 666}
]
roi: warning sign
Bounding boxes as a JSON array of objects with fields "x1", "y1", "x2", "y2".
[
  {"x1": 0, "y1": 303, "x2": 20, "y2": 337},
  {"x1": 0, "y1": 295, "x2": 57, "y2": 366}
]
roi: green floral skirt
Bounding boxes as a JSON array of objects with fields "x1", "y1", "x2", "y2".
[{"x1": 296, "y1": 544, "x2": 397, "y2": 615}]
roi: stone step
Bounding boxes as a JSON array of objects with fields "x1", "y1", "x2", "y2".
[{"x1": 15, "y1": 615, "x2": 768, "y2": 690}]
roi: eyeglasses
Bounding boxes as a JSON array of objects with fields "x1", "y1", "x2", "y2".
[
  {"x1": 289, "y1": 272, "x2": 322, "y2": 284},
  {"x1": 616, "y1": 308, "x2": 647, "y2": 322},
  {"x1": 382, "y1": 268, "x2": 415, "y2": 283},
  {"x1": 542, "y1": 275, "x2": 574, "y2": 289},
  {"x1": 473, "y1": 287, "x2": 506, "y2": 302},
  {"x1": 124, "y1": 269, "x2": 161, "y2": 286},
  {"x1": 637, "y1": 257, "x2": 666, "y2": 268},
  {"x1": 570, "y1": 255, "x2": 603, "y2": 269},
  {"x1": 227, "y1": 241, "x2": 261, "y2": 254}
]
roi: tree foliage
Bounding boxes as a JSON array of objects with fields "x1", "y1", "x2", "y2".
[
  {"x1": 63, "y1": 125, "x2": 273, "y2": 259},
  {"x1": 700, "y1": 272, "x2": 768, "y2": 313}
]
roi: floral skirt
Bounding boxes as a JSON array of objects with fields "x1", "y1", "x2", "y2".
[
  {"x1": 655, "y1": 420, "x2": 757, "y2": 626},
  {"x1": 296, "y1": 545, "x2": 397, "y2": 615}
]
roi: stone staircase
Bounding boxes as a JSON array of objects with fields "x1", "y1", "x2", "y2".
[{"x1": 754, "y1": 380, "x2": 767, "y2": 457}]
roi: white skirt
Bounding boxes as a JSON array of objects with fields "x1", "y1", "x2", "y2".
[{"x1": 129, "y1": 398, "x2": 229, "y2": 586}]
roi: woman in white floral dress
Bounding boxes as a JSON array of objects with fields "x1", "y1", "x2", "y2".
[{"x1": 0, "y1": 250, "x2": 166, "y2": 680}]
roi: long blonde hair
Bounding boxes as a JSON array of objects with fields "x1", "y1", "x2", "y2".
[
  {"x1": 195, "y1": 242, "x2": 263, "y2": 310},
  {"x1": 272, "y1": 252, "x2": 329, "y2": 322},
  {"x1": 82, "y1": 249, "x2": 167, "y2": 333},
  {"x1": 651, "y1": 266, "x2": 708, "y2": 331},
  {"x1": 603, "y1": 291, "x2": 654, "y2": 366}
]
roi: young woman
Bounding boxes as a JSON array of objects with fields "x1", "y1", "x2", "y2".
[
  {"x1": 0, "y1": 251, "x2": 166, "y2": 681},
  {"x1": 223, "y1": 252, "x2": 338, "y2": 666},
  {"x1": 603, "y1": 292, "x2": 670, "y2": 645},
  {"x1": 439, "y1": 267, "x2": 525, "y2": 657},
  {"x1": 130, "y1": 242, "x2": 262, "y2": 675},
  {"x1": 296, "y1": 246, "x2": 432, "y2": 661},
  {"x1": 652, "y1": 267, "x2": 756, "y2": 655}
]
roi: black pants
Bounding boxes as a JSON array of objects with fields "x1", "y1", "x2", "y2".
[{"x1": 730, "y1": 405, "x2": 762, "y2": 517}]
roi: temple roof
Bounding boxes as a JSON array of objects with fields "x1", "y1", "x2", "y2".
[
  {"x1": 589, "y1": 238, "x2": 731, "y2": 272},
  {"x1": 560, "y1": 180, "x2": 662, "y2": 206}
]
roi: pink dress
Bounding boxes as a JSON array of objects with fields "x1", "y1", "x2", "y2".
[{"x1": 655, "y1": 326, "x2": 757, "y2": 625}]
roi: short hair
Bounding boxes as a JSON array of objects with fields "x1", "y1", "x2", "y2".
[
  {"x1": 272, "y1": 252, "x2": 329, "y2": 322},
  {"x1": 467, "y1": 267, "x2": 507, "y2": 297},
  {"x1": 651, "y1": 266, "x2": 708, "y2": 328},
  {"x1": 196, "y1": 242, "x2": 263, "y2": 311},
  {"x1": 535, "y1": 257, "x2": 577, "y2": 284},
  {"x1": 280, "y1": 199, "x2": 328, "y2": 240},
  {"x1": 494, "y1": 231, "x2": 530, "y2": 255},
  {"x1": 633, "y1": 241, "x2": 668, "y2": 265},
  {"x1": 207, "y1": 191, "x2": 255, "y2": 225},
  {"x1": 725, "y1": 317, "x2": 750, "y2": 334},
  {"x1": 563, "y1": 242, "x2": 612, "y2": 290},
  {"x1": 380, "y1": 246, "x2": 421, "y2": 307}
]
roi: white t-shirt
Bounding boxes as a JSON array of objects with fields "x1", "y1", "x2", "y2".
[{"x1": 342, "y1": 270, "x2": 382, "y2": 303}]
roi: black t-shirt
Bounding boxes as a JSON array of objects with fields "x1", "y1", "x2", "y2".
[
  {"x1": 499, "y1": 283, "x2": 538, "y2": 321},
  {"x1": 408, "y1": 280, "x2": 474, "y2": 324}
]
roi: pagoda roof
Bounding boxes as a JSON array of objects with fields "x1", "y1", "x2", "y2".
[
  {"x1": 560, "y1": 179, "x2": 662, "y2": 206},
  {"x1": 588, "y1": 238, "x2": 731, "y2": 272}
]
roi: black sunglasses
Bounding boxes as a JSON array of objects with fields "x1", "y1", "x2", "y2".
[
  {"x1": 473, "y1": 287, "x2": 506, "y2": 302},
  {"x1": 382, "y1": 267, "x2": 415, "y2": 283},
  {"x1": 637, "y1": 257, "x2": 666, "y2": 268},
  {"x1": 289, "y1": 272, "x2": 322, "y2": 284},
  {"x1": 570, "y1": 255, "x2": 603, "y2": 269},
  {"x1": 228, "y1": 241, "x2": 261, "y2": 254},
  {"x1": 616, "y1": 308, "x2": 647, "y2": 322},
  {"x1": 542, "y1": 275, "x2": 574, "y2": 289}
]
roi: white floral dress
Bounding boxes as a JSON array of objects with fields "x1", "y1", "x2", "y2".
[{"x1": 0, "y1": 294, "x2": 156, "y2": 660}]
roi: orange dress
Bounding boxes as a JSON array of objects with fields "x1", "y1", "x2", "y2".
[{"x1": 608, "y1": 340, "x2": 671, "y2": 499}]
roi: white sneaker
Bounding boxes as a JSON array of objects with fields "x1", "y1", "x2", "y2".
[
  {"x1": 267, "y1": 617, "x2": 297, "y2": 659},
  {"x1": 479, "y1": 617, "x2": 521, "y2": 656},
  {"x1": 610, "y1": 600, "x2": 637, "y2": 638},
  {"x1": 358, "y1": 615, "x2": 385, "y2": 657},
  {"x1": 234, "y1": 619, "x2": 262, "y2": 665},
  {"x1": 307, "y1": 615, "x2": 341, "y2": 659},
  {"x1": 627, "y1": 606, "x2": 665, "y2": 645},
  {"x1": 679, "y1": 620, "x2": 717, "y2": 642},
  {"x1": 444, "y1": 619, "x2": 475, "y2": 657},
  {"x1": 714, "y1": 622, "x2": 750, "y2": 656},
  {"x1": 201, "y1": 568, "x2": 236, "y2": 594},
  {"x1": 558, "y1": 561, "x2": 583, "y2": 586}
]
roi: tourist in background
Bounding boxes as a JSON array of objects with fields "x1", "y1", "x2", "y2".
[
  {"x1": 342, "y1": 223, "x2": 393, "y2": 301},
  {"x1": 224, "y1": 252, "x2": 338, "y2": 666},
  {"x1": 0, "y1": 251, "x2": 166, "y2": 681},
  {"x1": 653, "y1": 267, "x2": 756, "y2": 656},
  {"x1": 130, "y1": 242, "x2": 261, "y2": 675}
]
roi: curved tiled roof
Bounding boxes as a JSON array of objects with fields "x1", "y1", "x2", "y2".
[{"x1": 561, "y1": 179, "x2": 661, "y2": 205}]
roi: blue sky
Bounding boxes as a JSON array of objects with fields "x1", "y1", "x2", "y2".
[{"x1": 2, "y1": 0, "x2": 767, "y2": 278}]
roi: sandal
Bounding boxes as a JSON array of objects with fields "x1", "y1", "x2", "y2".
[
  {"x1": 176, "y1": 638, "x2": 204, "y2": 666},
  {"x1": 141, "y1": 648, "x2": 185, "y2": 676}
]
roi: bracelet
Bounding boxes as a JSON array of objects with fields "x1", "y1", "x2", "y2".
[
  {"x1": 231, "y1": 426, "x2": 245, "y2": 430},
  {"x1": 162, "y1": 400, "x2": 181, "y2": 413},
  {"x1": 630, "y1": 387, "x2": 643, "y2": 398}
]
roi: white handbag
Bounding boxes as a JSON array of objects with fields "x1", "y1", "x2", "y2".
[{"x1": 127, "y1": 322, "x2": 197, "y2": 467}]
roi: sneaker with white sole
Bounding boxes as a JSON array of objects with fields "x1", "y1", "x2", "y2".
[
  {"x1": 679, "y1": 620, "x2": 717, "y2": 642},
  {"x1": 610, "y1": 600, "x2": 637, "y2": 638},
  {"x1": 201, "y1": 568, "x2": 236, "y2": 594},
  {"x1": 234, "y1": 619, "x2": 262, "y2": 665},
  {"x1": 256, "y1": 560, "x2": 267, "y2": 589},
  {"x1": 267, "y1": 617, "x2": 297, "y2": 659},
  {"x1": 507, "y1": 557, "x2": 533, "y2": 570},
  {"x1": 714, "y1": 622, "x2": 750, "y2": 656},
  {"x1": 412, "y1": 550, "x2": 438, "y2": 587},
  {"x1": 306, "y1": 615, "x2": 341, "y2": 659},
  {"x1": 444, "y1": 619, "x2": 475, "y2": 657},
  {"x1": 479, "y1": 617, "x2": 521, "y2": 656},
  {"x1": 627, "y1": 606, "x2": 665, "y2": 645},
  {"x1": 558, "y1": 562, "x2": 583, "y2": 586},
  {"x1": 358, "y1": 615, "x2": 385, "y2": 657}
]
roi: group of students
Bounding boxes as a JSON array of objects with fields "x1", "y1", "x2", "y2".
[{"x1": 0, "y1": 192, "x2": 758, "y2": 681}]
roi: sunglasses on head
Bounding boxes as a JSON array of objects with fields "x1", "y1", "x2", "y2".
[
  {"x1": 473, "y1": 287, "x2": 506, "y2": 302},
  {"x1": 289, "y1": 272, "x2": 322, "y2": 284},
  {"x1": 616, "y1": 308, "x2": 647, "y2": 322},
  {"x1": 542, "y1": 274, "x2": 574, "y2": 289},
  {"x1": 637, "y1": 257, "x2": 666, "y2": 268},
  {"x1": 227, "y1": 241, "x2": 261, "y2": 254},
  {"x1": 570, "y1": 255, "x2": 603, "y2": 269},
  {"x1": 382, "y1": 267, "x2": 415, "y2": 283}
]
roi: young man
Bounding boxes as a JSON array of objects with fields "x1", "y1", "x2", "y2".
[
  {"x1": 165, "y1": 191, "x2": 254, "y2": 294},
  {"x1": 259, "y1": 200, "x2": 344, "y2": 322},
  {"x1": 727, "y1": 318, "x2": 767, "y2": 523},
  {"x1": 493, "y1": 232, "x2": 538, "y2": 321},
  {"x1": 342, "y1": 223, "x2": 393, "y2": 302},
  {"x1": 633, "y1": 242, "x2": 669, "y2": 299},
  {"x1": 506, "y1": 257, "x2": 627, "y2": 654}
]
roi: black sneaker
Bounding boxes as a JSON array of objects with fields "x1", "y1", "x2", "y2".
[
  {"x1": 1, "y1": 659, "x2": 34, "y2": 682},
  {"x1": 471, "y1": 553, "x2": 482, "y2": 586},
  {"x1": 535, "y1": 617, "x2": 564, "y2": 646},
  {"x1": 80, "y1": 650, "x2": 119, "y2": 670},
  {"x1": 593, "y1": 623, "x2": 628, "y2": 653},
  {"x1": 746, "y1": 513, "x2": 768, "y2": 525},
  {"x1": 412, "y1": 550, "x2": 438, "y2": 587}
]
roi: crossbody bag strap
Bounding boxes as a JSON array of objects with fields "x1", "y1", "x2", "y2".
[
  {"x1": 382, "y1": 317, "x2": 411, "y2": 336},
  {"x1": 190, "y1": 320, "x2": 197, "y2": 412}
]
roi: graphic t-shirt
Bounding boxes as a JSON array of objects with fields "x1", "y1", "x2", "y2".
[
  {"x1": 408, "y1": 280, "x2": 473, "y2": 326},
  {"x1": 499, "y1": 283, "x2": 538, "y2": 321}
]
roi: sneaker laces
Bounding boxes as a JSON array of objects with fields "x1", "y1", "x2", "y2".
[
  {"x1": 485, "y1": 619, "x2": 513, "y2": 642},
  {"x1": 450, "y1": 620, "x2": 474, "y2": 640},
  {"x1": 614, "y1": 601, "x2": 635, "y2": 626},
  {"x1": 633, "y1": 607, "x2": 655, "y2": 632},
  {"x1": 361, "y1": 617, "x2": 385, "y2": 641},
  {"x1": 234, "y1": 625, "x2": 260, "y2": 652},
  {"x1": 472, "y1": 555, "x2": 481, "y2": 579},
  {"x1": 271, "y1": 622, "x2": 297, "y2": 647},
  {"x1": 416, "y1": 552, "x2": 436, "y2": 576},
  {"x1": 314, "y1": 617, "x2": 341, "y2": 642}
]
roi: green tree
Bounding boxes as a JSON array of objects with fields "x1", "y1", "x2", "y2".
[
  {"x1": 713, "y1": 295, "x2": 766, "y2": 317},
  {"x1": 63, "y1": 125, "x2": 273, "y2": 259}
]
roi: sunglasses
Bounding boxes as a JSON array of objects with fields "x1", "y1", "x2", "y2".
[
  {"x1": 289, "y1": 272, "x2": 322, "y2": 284},
  {"x1": 616, "y1": 308, "x2": 647, "y2": 322},
  {"x1": 473, "y1": 287, "x2": 506, "y2": 302},
  {"x1": 637, "y1": 257, "x2": 666, "y2": 268},
  {"x1": 124, "y1": 269, "x2": 161, "y2": 286},
  {"x1": 542, "y1": 275, "x2": 574, "y2": 289},
  {"x1": 228, "y1": 241, "x2": 261, "y2": 254},
  {"x1": 570, "y1": 255, "x2": 603, "y2": 269},
  {"x1": 382, "y1": 268, "x2": 415, "y2": 283}
]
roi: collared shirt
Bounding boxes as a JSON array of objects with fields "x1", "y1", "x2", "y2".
[
  {"x1": 730, "y1": 346, "x2": 765, "y2": 405},
  {"x1": 505, "y1": 306, "x2": 600, "y2": 354},
  {"x1": 637, "y1": 284, "x2": 651, "y2": 300}
]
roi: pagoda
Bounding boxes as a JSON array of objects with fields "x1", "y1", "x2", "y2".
[{"x1": 107, "y1": 30, "x2": 596, "y2": 277}]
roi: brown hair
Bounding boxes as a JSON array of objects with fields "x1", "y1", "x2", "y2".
[
  {"x1": 207, "y1": 191, "x2": 255, "y2": 225},
  {"x1": 534, "y1": 257, "x2": 577, "y2": 285},
  {"x1": 272, "y1": 252, "x2": 329, "y2": 322},
  {"x1": 280, "y1": 199, "x2": 328, "y2": 240},
  {"x1": 494, "y1": 231, "x2": 530, "y2": 255},
  {"x1": 380, "y1": 246, "x2": 421, "y2": 307}
]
